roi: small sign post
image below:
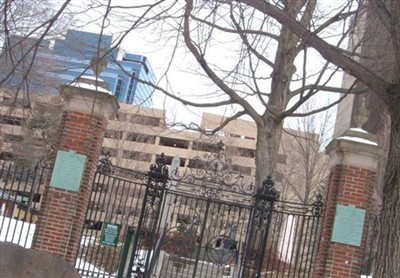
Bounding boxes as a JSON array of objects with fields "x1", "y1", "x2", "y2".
[{"x1": 101, "y1": 223, "x2": 121, "y2": 248}]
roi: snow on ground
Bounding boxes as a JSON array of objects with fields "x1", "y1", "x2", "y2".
[
  {"x1": 0, "y1": 216, "x2": 35, "y2": 248},
  {"x1": 75, "y1": 259, "x2": 115, "y2": 278}
]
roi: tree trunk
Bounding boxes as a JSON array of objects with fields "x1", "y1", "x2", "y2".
[
  {"x1": 374, "y1": 107, "x2": 400, "y2": 277},
  {"x1": 255, "y1": 117, "x2": 283, "y2": 188}
]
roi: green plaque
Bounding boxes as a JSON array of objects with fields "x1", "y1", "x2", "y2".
[
  {"x1": 101, "y1": 223, "x2": 121, "y2": 247},
  {"x1": 50, "y1": 150, "x2": 87, "y2": 192},
  {"x1": 331, "y1": 204, "x2": 366, "y2": 246}
]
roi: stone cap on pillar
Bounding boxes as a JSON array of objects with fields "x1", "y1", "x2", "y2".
[
  {"x1": 326, "y1": 98, "x2": 385, "y2": 171},
  {"x1": 60, "y1": 81, "x2": 120, "y2": 120},
  {"x1": 60, "y1": 54, "x2": 120, "y2": 119}
]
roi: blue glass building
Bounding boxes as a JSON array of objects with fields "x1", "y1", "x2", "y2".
[{"x1": 1, "y1": 30, "x2": 156, "y2": 106}]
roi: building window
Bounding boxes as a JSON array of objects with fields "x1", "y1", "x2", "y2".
[
  {"x1": 101, "y1": 147, "x2": 118, "y2": 157},
  {"x1": 104, "y1": 130, "x2": 123, "y2": 140},
  {"x1": 129, "y1": 115, "x2": 160, "y2": 127},
  {"x1": 126, "y1": 132, "x2": 156, "y2": 144},
  {"x1": 192, "y1": 142, "x2": 221, "y2": 152},
  {"x1": 225, "y1": 146, "x2": 255, "y2": 158},
  {"x1": 115, "y1": 77, "x2": 123, "y2": 99},
  {"x1": 229, "y1": 134, "x2": 255, "y2": 140},
  {"x1": 122, "y1": 151, "x2": 151, "y2": 162},
  {"x1": 126, "y1": 72, "x2": 136, "y2": 104},
  {"x1": 159, "y1": 137, "x2": 189, "y2": 149}
]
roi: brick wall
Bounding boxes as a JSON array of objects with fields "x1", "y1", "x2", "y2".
[{"x1": 32, "y1": 111, "x2": 107, "y2": 264}]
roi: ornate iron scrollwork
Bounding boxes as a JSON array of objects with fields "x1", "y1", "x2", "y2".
[
  {"x1": 149, "y1": 153, "x2": 169, "y2": 182},
  {"x1": 206, "y1": 235, "x2": 238, "y2": 265},
  {"x1": 313, "y1": 192, "x2": 324, "y2": 216},
  {"x1": 253, "y1": 176, "x2": 278, "y2": 222},
  {"x1": 38, "y1": 145, "x2": 56, "y2": 168},
  {"x1": 256, "y1": 176, "x2": 278, "y2": 202},
  {"x1": 97, "y1": 151, "x2": 114, "y2": 175},
  {"x1": 169, "y1": 142, "x2": 255, "y2": 199}
]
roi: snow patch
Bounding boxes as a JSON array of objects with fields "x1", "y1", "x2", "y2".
[
  {"x1": 0, "y1": 216, "x2": 35, "y2": 248},
  {"x1": 81, "y1": 75, "x2": 102, "y2": 81},
  {"x1": 350, "y1": 128, "x2": 368, "y2": 133},
  {"x1": 70, "y1": 81, "x2": 112, "y2": 94},
  {"x1": 337, "y1": 136, "x2": 378, "y2": 146},
  {"x1": 75, "y1": 259, "x2": 114, "y2": 278}
]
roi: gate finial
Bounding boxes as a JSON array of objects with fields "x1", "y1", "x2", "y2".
[
  {"x1": 149, "y1": 153, "x2": 169, "y2": 178},
  {"x1": 256, "y1": 176, "x2": 278, "y2": 202}
]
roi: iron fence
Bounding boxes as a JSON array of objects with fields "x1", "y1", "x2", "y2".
[{"x1": 0, "y1": 159, "x2": 50, "y2": 248}]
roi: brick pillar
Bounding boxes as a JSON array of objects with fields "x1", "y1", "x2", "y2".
[
  {"x1": 32, "y1": 76, "x2": 119, "y2": 264},
  {"x1": 314, "y1": 129, "x2": 384, "y2": 278}
]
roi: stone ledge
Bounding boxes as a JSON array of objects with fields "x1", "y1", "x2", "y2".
[
  {"x1": 60, "y1": 84, "x2": 120, "y2": 120},
  {"x1": 326, "y1": 137, "x2": 384, "y2": 171}
]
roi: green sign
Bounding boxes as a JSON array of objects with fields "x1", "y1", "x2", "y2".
[
  {"x1": 331, "y1": 204, "x2": 366, "y2": 247},
  {"x1": 101, "y1": 223, "x2": 121, "y2": 247},
  {"x1": 50, "y1": 150, "x2": 87, "y2": 192}
]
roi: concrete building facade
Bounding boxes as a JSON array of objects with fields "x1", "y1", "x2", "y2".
[{"x1": 0, "y1": 90, "x2": 324, "y2": 203}]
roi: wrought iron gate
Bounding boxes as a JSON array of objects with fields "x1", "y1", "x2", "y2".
[{"x1": 76, "y1": 151, "x2": 325, "y2": 278}]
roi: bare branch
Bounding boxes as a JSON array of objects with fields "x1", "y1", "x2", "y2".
[
  {"x1": 290, "y1": 84, "x2": 366, "y2": 96},
  {"x1": 240, "y1": 0, "x2": 392, "y2": 105},
  {"x1": 168, "y1": 110, "x2": 247, "y2": 135},
  {"x1": 190, "y1": 11, "x2": 280, "y2": 41},
  {"x1": 229, "y1": 4, "x2": 275, "y2": 68},
  {"x1": 183, "y1": 0, "x2": 262, "y2": 124}
]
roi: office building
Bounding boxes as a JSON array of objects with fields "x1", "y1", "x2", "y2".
[{"x1": 0, "y1": 30, "x2": 156, "y2": 106}]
